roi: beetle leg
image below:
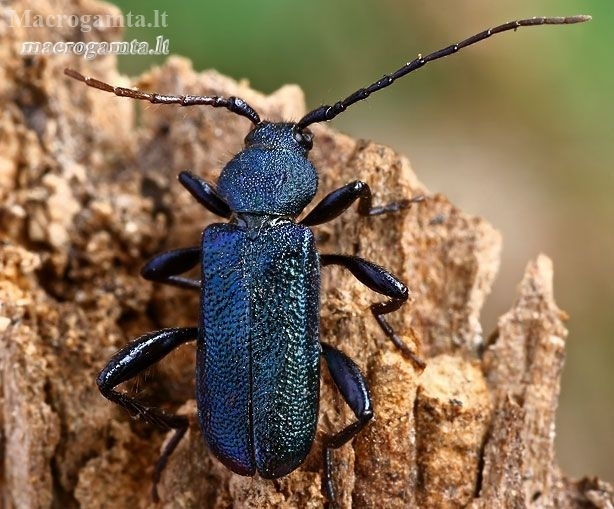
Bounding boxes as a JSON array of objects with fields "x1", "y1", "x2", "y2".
[
  {"x1": 140, "y1": 246, "x2": 201, "y2": 290},
  {"x1": 321, "y1": 342, "x2": 373, "y2": 508},
  {"x1": 179, "y1": 170, "x2": 232, "y2": 218},
  {"x1": 97, "y1": 327, "x2": 198, "y2": 500},
  {"x1": 321, "y1": 254, "x2": 425, "y2": 370},
  {"x1": 300, "y1": 180, "x2": 423, "y2": 226}
]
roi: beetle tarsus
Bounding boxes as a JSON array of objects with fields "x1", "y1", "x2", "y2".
[
  {"x1": 372, "y1": 300, "x2": 426, "y2": 371},
  {"x1": 152, "y1": 421, "x2": 189, "y2": 502}
]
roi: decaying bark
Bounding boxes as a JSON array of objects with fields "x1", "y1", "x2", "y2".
[{"x1": 1, "y1": 1, "x2": 612, "y2": 508}]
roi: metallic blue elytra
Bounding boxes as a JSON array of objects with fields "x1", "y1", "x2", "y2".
[
  {"x1": 217, "y1": 122, "x2": 318, "y2": 216},
  {"x1": 81, "y1": 13, "x2": 590, "y2": 507},
  {"x1": 198, "y1": 218, "x2": 320, "y2": 478}
]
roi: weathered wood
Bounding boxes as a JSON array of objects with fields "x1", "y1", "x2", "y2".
[{"x1": 0, "y1": 1, "x2": 611, "y2": 507}]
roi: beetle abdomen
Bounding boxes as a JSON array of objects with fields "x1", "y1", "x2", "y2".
[{"x1": 198, "y1": 220, "x2": 320, "y2": 478}]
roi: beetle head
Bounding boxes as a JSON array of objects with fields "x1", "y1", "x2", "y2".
[{"x1": 216, "y1": 122, "x2": 318, "y2": 217}]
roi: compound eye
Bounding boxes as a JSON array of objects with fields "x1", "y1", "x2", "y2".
[
  {"x1": 244, "y1": 129, "x2": 256, "y2": 146},
  {"x1": 294, "y1": 128, "x2": 314, "y2": 150}
]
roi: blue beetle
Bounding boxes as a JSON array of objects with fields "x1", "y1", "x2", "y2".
[{"x1": 66, "y1": 14, "x2": 589, "y2": 507}]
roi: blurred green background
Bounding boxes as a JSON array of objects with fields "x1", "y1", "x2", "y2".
[{"x1": 111, "y1": 0, "x2": 613, "y2": 482}]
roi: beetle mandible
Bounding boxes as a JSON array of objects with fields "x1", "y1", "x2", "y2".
[{"x1": 66, "y1": 14, "x2": 590, "y2": 507}]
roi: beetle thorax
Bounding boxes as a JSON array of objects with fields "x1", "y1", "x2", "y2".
[{"x1": 216, "y1": 122, "x2": 318, "y2": 217}]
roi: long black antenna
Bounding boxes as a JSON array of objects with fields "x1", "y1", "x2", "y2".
[
  {"x1": 64, "y1": 68, "x2": 261, "y2": 125},
  {"x1": 297, "y1": 15, "x2": 591, "y2": 129}
]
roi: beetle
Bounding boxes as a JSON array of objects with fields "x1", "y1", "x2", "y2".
[{"x1": 66, "y1": 14, "x2": 590, "y2": 507}]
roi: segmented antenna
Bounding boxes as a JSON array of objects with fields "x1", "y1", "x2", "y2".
[
  {"x1": 64, "y1": 68, "x2": 261, "y2": 125},
  {"x1": 297, "y1": 15, "x2": 591, "y2": 129}
]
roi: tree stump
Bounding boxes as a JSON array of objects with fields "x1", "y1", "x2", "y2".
[{"x1": 1, "y1": 1, "x2": 612, "y2": 508}]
